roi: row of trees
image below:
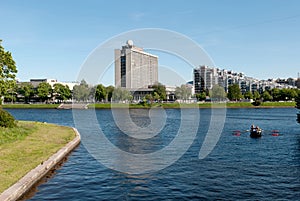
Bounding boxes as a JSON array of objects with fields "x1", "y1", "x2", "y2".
[
  {"x1": 226, "y1": 84, "x2": 299, "y2": 102},
  {"x1": 4, "y1": 80, "x2": 300, "y2": 104},
  {"x1": 4, "y1": 80, "x2": 171, "y2": 103},
  {"x1": 194, "y1": 84, "x2": 300, "y2": 102},
  {"x1": 5, "y1": 82, "x2": 72, "y2": 103}
]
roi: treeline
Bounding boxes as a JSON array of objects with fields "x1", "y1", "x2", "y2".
[
  {"x1": 4, "y1": 80, "x2": 110, "y2": 103},
  {"x1": 4, "y1": 80, "x2": 170, "y2": 103},
  {"x1": 3, "y1": 80, "x2": 300, "y2": 104},
  {"x1": 195, "y1": 84, "x2": 300, "y2": 102}
]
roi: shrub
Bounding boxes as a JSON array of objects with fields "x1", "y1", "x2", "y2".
[
  {"x1": 0, "y1": 109, "x2": 16, "y2": 128},
  {"x1": 252, "y1": 100, "x2": 262, "y2": 106}
]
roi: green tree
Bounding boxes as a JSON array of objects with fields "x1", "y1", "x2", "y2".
[
  {"x1": 95, "y1": 84, "x2": 107, "y2": 102},
  {"x1": 175, "y1": 85, "x2": 192, "y2": 101},
  {"x1": 244, "y1": 91, "x2": 253, "y2": 100},
  {"x1": 144, "y1": 94, "x2": 153, "y2": 103},
  {"x1": 271, "y1": 88, "x2": 280, "y2": 101},
  {"x1": 286, "y1": 88, "x2": 298, "y2": 100},
  {"x1": 72, "y1": 80, "x2": 91, "y2": 102},
  {"x1": 53, "y1": 83, "x2": 71, "y2": 102},
  {"x1": 112, "y1": 87, "x2": 132, "y2": 101},
  {"x1": 0, "y1": 40, "x2": 18, "y2": 104},
  {"x1": 253, "y1": 91, "x2": 260, "y2": 100},
  {"x1": 18, "y1": 83, "x2": 34, "y2": 103},
  {"x1": 227, "y1": 84, "x2": 242, "y2": 101},
  {"x1": 278, "y1": 88, "x2": 297, "y2": 101},
  {"x1": 37, "y1": 82, "x2": 52, "y2": 102},
  {"x1": 262, "y1": 90, "x2": 272, "y2": 101},
  {"x1": 195, "y1": 92, "x2": 206, "y2": 101},
  {"x1": 153, "y1": 92, "x2": 160, "y2": 101},
  {"x1": 105, "y1": 85, "x2": 114, "y2": 102},
  {"x1": 210, "y1": 85, "x2": 226, "y2": 101},
  {"x1": 151, "y1": 83, "x2": 166, "y2": 101}
]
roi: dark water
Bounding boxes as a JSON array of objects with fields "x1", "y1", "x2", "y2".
[{"x1": 7, "y1": 108, "x2": 300, "y2": 200}]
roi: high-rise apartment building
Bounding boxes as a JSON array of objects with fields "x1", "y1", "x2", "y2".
[
  {"x1": 194, "y1": 65, "x2": 218, "y2": 93},
  {"x1": 114, "y1": 40, "x2": 158, "y2": 89}
]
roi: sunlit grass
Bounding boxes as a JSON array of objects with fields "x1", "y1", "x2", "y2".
[
  {"x1": 0, "y1": 121, "x2": 76, "y2": 193},
  {"x1": 1, "y1": 104, "x2": 60, "y2": 109}
]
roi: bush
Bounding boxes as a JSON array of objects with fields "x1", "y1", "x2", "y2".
[
  {"x1": 252, "y1": 100, "x2": 262, "y2": 106},
  {"x1": 0, "y1": 109, "x2": 16, "y2": 128}
]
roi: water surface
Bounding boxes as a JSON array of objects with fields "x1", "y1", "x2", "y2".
[{"x1": 7, "y1": 108, "x2": 300, "y2": 200}]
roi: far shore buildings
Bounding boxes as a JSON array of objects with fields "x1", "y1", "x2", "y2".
[
  {"x1": 14, "y1": 79, "x2": 79, "y2": 103},
  {"x1": 114, "y1": 40, "x2": 159, "y2": 101},
  {"x1": 194, "y1": 65, "x2": 299, "y2": 95},
  {"x1": 28, "y1": 78, "x2": 79, "y2": 90}
]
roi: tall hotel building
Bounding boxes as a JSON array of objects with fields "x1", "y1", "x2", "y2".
[{"x1": 115, "y1": 40, "x2": 158, "y2": 89}]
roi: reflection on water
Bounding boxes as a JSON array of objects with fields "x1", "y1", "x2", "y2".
[{"x1": 297, "y1": 113, "x2": 300, "y2": 124}]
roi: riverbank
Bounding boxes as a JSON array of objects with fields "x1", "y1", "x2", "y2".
[
  {"x1": 1, "y1": 101, "x2": 296, "y2": 109},
  {"x1": 88, "y1": 101, "x2": 296, "y2": 109},
  {"x1": 0, "y1": 121, "x2": 80, "y2": 200}
]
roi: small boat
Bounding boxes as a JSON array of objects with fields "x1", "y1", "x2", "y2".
[
  {"x1": 250, "y1": 125, "x2": 262, "y2": 138},
  {"x1": 250, "y1": 129, "x2": 262, "y2": 138}
]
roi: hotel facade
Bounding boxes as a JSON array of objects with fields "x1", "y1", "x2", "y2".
[{"x1": 114, "y1": 40, "x2": 158, "y2": 89}]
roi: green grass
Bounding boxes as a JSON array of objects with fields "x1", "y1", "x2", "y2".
[
  {"x1": 260, "y1": 101, "x2": 296, "y2": 107},
  {"x1": 1, "y1": 104, "x2": 60, "y2": 109},
  {"x1": 0, "y1": 121, "x2": 76, "y2": 193}
]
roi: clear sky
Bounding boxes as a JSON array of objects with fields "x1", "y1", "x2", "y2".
[{"x1": 1, "y1": 0, "x2": 300, "y2": 86}]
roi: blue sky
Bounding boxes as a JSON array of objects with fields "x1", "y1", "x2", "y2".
[{"x1": 1, "y1": 0, "x2": 300, "y2": 86}]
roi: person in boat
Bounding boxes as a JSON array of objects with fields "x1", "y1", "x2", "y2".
[
  {"x1": 251, "y1": 124, "x2": 256, "y2": 132},
  {"x1": 256, "y1": 126, "x2": 261, "y2": 132}
]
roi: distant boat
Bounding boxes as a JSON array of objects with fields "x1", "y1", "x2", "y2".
[{"x1": 250, "y1": 125, "x2": 262, "y2": 138}]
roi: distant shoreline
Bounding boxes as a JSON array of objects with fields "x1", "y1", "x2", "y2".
[{"x1": 1, "y1": 101, "x2": 296, "y2": 109}]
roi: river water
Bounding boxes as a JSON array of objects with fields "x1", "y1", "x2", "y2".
[{"x1": 7, "y1": 108, "x2": 300, "y2": 200}]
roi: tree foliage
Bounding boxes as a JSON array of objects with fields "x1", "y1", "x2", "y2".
[
  {"x1": 106, "y1": 85, "x2": 114, "y2": 102},
  {"x1": 210, "y1": 85, "x2": 226, "y2": 101},
  {"x1": 195, "y1": 92, "x2": 206, "y2": 101},
  {"x1": 175, "y1": 85, "x2": 192, "y2": 101},
  {"x1": 0, "y1": 40, "x2": 18, "y2": 104},
  {"x1": 0, "y1": 109, "x2": 16, "y2": 128},
  {"x1": 243, "y1": 91, "x2": 253, "y2": 100},
  {"x1": 95, "y1": 84, "x2": 107, "y2": 102},
  {"x1": 151, "y1": 83, "x2": 166, "y2": 101},
  {"x1": 72, "y1": 80, "x2": 91, "y2": 101},
  {"x1": 262, "y1": 90, "x2": 272, "y2": 101},
  {"x1": 253, "y1": 91, "x2": 260, "y2": 100},
  {"x1": 37, "y1": 82, "x2": 52, "y2": 102},
  {"x1": 18, "y1": 83, "x2": 34, "y2": 103},
  {"x1": 227, "y1": 84, "x2": 242, "y2": 101},
  {"x1": 53, "y1": 83, "x2": 71, "y2": 102},
  {"x1": 112, "y1": 87, "x2": 132, "y2": 101}
]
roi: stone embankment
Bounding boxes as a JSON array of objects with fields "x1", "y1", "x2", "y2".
[{"x1": 0, "y1": 128, "x2": 81, "y2": 201}]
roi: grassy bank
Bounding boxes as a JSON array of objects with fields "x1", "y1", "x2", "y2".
[
  {"x1": 1, "y1": 104, "x2": 60, "y2": 109},
  {"x1": 0, "y1": 121, "x2": 76, "y2": 193},
  {"x1": 2, "y1": 101, "x2": 295, "y2": 109},
  {"x1": 89, "y1": 101, "x2": 296, "y2": 109}
]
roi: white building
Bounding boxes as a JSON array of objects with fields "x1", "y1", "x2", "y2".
[
  {"x1": 114, "y1": 40, "x2": 158, "y2": 89},
  {"x1": 29, "y1": 78, "x2": 79, "y2": 90}
]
